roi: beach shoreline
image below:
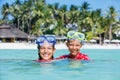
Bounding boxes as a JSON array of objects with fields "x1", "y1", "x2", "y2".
[{"x1": 0, "y1": 43, "x2": 120, "y2": 49}]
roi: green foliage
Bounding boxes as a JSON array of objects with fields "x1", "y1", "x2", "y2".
[
  {"x1": 0, "y1": 20, "x2": 4, "y2": 24},
  {"x1": 86, "y1": 32, "x2": 94, "y2": 41},
  {"x1": 1, "y1": 0, "x2": 119, "y2": 42}
]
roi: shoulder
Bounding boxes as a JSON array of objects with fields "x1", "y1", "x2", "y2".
[{"x1": 77, "y1": 52, "x2": 90, "y2": 60}]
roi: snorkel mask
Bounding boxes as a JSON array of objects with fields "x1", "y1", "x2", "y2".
[
  {"x1": 36, "y1": 35, "x2": 56, "y2": 46},
  {"x1": 67, "y1": 31, "x2": 85, "y2": 43}
]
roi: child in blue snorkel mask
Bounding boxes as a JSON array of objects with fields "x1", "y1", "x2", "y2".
[
  {"x1": 36, "y1": 35, "x2": 56, "y2": 62},
  {"x1": 58, "y1": 31, "x2": 90, "y2": 60}
]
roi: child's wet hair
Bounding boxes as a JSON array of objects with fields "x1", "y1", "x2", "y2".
[{"x1": 67, "y1": 39, "x2": 85, "y2": 45}]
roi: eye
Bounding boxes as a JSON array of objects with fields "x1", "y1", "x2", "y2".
[
  {"x1": 69, "y1": 44, "x2": 74, "y2": 46},
  {"x1": 40, "y1": 47, "x2": 45, "y2": 49},
  {"x1": 48, "y1": 47, "x2": 53, "y2": 50},
  {"x1": 76, "y1": 44, "x2": 81, "y2": 47}
]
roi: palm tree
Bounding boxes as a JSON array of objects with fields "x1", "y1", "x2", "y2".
[
  {"x1": 53, "y1": 19, "x2": 67, "y2": 36},
  {"x1": 80, "y1": 1, "x2": 91, "y2": 18},
  {"x1": 89, "y1": 9, "x2": 104, "y2": 44},
  {"x1": 65, "y1": 5, "x2": 80, "y2": 32},
  {"x1": 21, "y1": 0, "x2": 34, "y2": 34},
  {"x1": 47, "y1": 3, "x2": 67, "y2": 36},
  {"x1": 31, "y1": 0, "x2": 54, "y2": 36},
  {"x1": 55, "y1": 4, "x2": 68, "y2": 35},
  {"x1": 9, "y1": 0, "x2": 22, "y2": 29},
  {"x1": 105, "y1": 6, "x2": 117, "y2": 41},
  {"x1": 1, "y1": 0, "x2": 119, "y2": 41},
  {"x1": 69, "y1": 5, "x2": 79, "y2": 23},
  {"x1": 79, "y1": 2, "x2": 92, "y2": 34},
  {"x1": 1, "y1": 3, "x2": 10, "y2": 23}
]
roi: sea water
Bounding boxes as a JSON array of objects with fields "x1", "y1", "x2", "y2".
[{"x1": 0, "y1": 49, "x2": 120, "y2": 80}]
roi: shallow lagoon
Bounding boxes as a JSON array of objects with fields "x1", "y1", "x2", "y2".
[{"x1": 0, "y1": 49, "x2": 120, "y2": 80}]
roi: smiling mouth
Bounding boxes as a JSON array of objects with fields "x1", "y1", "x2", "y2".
[
  {"x1": 72, "y1": 50, "x2": 78, "y2": 52},
  {"x1": 71, "y1": 50, "x2": 78, "y2": 54},
  {"x1": 42, "y1": 53, "x2": 51, "y2": 57}
]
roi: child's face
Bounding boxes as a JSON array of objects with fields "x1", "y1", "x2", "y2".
[
  {"x1": 67, "y1": 40, "x2": 82, "y2": 56},
  {"x1": 39, "y1": 42, "x2": 55, "y2": 60}
]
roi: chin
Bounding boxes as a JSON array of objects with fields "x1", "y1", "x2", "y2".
[
  {"x1": 44, "y1": 58, "x2": 50, "y2": 60},
  {"x1": 71, "y1": 52, "x2": 77, "y2": 55}
]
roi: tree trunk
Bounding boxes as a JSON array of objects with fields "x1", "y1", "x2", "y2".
[
  {"x1": 109, "y1": 25, "x2": 112, "y2": 42},
  {"x1": 17, "y1": 18, "x2": 20, "y2": 29},
  {"x1": 99, "y1": 34, "x2": 102, "y2": 45}
]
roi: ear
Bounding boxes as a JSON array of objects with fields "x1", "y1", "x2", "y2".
[
  {"x1": 53, "y1": 48, "x2": 56, "y2": 54},
  {"x1": 80, "y1": 43, "x2": 82, "y2": 48},
  {"x1": 65, "y1": 41, "x2": 69, "y2": 47}
]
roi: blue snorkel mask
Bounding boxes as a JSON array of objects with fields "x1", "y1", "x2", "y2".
[{"x1": 36, "y1": 35, "x2": 56, "y2": 46}]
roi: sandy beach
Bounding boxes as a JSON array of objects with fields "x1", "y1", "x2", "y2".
[{"x1": 0, "y1": 43, "x2": 120, "y2": 49}]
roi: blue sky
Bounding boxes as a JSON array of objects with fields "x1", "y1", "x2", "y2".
[
  {"x1": 46, "y1": 0, "x2": 120, "y2": 13},
  {"x1": 0, "y1": 0, "x2": 120, "y2": 19}
]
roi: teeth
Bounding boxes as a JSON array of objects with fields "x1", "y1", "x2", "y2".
[
  {"x1": 73, "y1": 51, "x2": 77, "y2": 52},
  {"x1": 43, "y1": 54, "x2": 49, "y2": 57}
]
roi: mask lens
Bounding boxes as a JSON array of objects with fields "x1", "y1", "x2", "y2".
[
  {"x1": 78, "y1": 33, "x2": 85, "y2": 40},
  {"x1": 67, "y1": 31, "x2": 75, "y2": 37},
  {"x1": 47, "y1": 36, "x2": 55, "y2": 42},
  {"x1": 36, "y1": 36, "x2": 45, "y2": 44}
]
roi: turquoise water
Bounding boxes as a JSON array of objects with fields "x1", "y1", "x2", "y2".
[{"x1": 0, "y1": 49, "x2": 120, "y2": 80}]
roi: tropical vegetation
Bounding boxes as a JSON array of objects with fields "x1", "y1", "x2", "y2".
[{"x1": 0, "y1": 0, "x2": 120, "y2": 44}]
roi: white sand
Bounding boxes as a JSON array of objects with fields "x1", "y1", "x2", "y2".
[{"x1": 0, "y1": 43, "x2": 120, "y2": 49}]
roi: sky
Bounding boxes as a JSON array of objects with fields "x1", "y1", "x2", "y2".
[{"x1": 0, "y1": 0, "x2": 120, "y2": 19}]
